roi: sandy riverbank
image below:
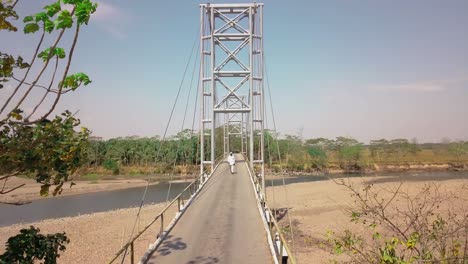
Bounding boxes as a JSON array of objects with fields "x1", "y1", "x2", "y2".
[
  {"x1": 0, "y1": 202, "x2": 176, "y2": 264},
  {"x1": 1, "y1": 174, "x2": 467, "y2": 263},
  {"x1": 266, "y1": 176, "x2": 468, "y2": 263},
  {"x1": 1, "y1": 176, "x2": 150, "y2": 204}
]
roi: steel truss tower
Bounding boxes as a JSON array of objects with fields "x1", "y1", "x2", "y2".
[{"x1": 200, "y1": 3, "x2": 265, "y2": 193}]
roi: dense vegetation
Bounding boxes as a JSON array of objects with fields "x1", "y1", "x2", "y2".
[
  {"x1": 81, "y1": 130, "x2": 468, "y2": 178},
  {"x1": 1, "y1": 1, "x2": 96, "y2": 263}
]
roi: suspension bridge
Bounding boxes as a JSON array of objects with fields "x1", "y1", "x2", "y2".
[{"x1": 109, "y1": 3, "x2": 295, "y2": 263}]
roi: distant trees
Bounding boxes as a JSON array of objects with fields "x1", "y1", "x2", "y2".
[
  {"x1": 448, "y1": 141, "x2": 468, "y2": 161},
  {"x1": 83, "y1": 133, "x2": 468, "y2": 175},
  {"x1": 369, "y1": 139, "x2": 421, "y2": 163},
  {"x1": 1, "y1": 1, "x2": 97, "y2": 263},
  {"x1": 303, "y1": 138, "x2": 327, "y2": 170}
]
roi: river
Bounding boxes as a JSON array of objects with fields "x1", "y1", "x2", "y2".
[{"x1": 1, "y1": 170, "x2": 467, "y2": 227}]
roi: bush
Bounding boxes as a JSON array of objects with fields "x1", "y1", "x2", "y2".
[
  {"x1": 326, "y1": 180, "x2": 468, "y2": 263},
  {"x1": 102, "y1": 159, "x2": 119, "y2": 175},
  {"x1": 307, "y1": 147, "x2": 328, "y2": 169},
  {"x1": 0, "y1": 226, "x2": 69, "y2": 264}
]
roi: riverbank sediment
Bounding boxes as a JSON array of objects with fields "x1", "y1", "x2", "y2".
[
  {"x1": 266, "y1": 177, "x2": 468, "y2": 263},
  {"x1": 267, "y1": 162, "x2": 468, "y2": 177},
  {"x1": 0, "y1": 177, "x2": 150, "y2": 204},
  {"x1": 0, "y1": 203, "x2": 174, "y2": 264}
]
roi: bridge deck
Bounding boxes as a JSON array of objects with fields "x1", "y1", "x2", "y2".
[{"x1": 144, "y1": 155, "x2": 272, "y2": 264}]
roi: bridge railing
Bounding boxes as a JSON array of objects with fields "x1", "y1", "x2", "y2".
[
  {"x1": 244, "y1": 155, "x2": 296, "y2": 264},
  {"x1": 108, "y1": 155, "x2": 224, "y2": 264}
]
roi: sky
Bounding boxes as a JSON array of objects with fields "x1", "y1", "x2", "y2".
[{"x1": 1, "y1": 0, "x2": 467, "y2": 143}]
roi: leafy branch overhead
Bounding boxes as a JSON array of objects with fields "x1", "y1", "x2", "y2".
[
  {"x1": 0, "y1": 1, "x2": 96, "y2": 263},
  {"x1": 23, "y1": 0, "x2": 97, "y2": 34},
  {"x1": 0, "y1": 0, "x2": 98, "y2": 195}
]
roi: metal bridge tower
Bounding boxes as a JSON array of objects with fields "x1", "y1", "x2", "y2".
[{"x1": 199, "y1": 3, "x2": 265, "y2": 194}]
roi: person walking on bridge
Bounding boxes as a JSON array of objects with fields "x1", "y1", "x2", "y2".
[{"x1": 227, "y1": 152, "x2": 236, "y2": 174}]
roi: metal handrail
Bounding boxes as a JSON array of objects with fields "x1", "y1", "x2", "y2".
[
  {"x1": 108, "y1": 155, "x2": 225, "y2": 264},
  {"x1": 243, "y1": 154, "x2": 296, "y2": 264}
]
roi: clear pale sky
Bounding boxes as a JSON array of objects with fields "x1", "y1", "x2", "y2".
[{"x1": 2, "y1": 0, "x2": 467, "y2": 143}]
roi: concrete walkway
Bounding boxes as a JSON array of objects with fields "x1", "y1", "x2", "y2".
[{"x1": 144, "y1": 155, "x2": 272, "y2": 264}]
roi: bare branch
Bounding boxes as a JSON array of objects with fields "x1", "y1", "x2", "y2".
[
  {"x1": 0, "y1": 31, "x2": 46, "y2": 115},
  {"x1": 10, "y1": 27, "x2": 67, "y2": 115},
  {"x1": 11, "y1": 76, "x2": 74, "y2": 95},
  {"x1": 0, "y1": 183, "x2": 25, "y2": 194},
  {"x1": 34, "y1": 23, "x2": 81, "y2": 123},
  {"x1": 26, "y1": 56, "x2": 59, "y2": 120},
  {"x1": 0, "y1": 171, "x2": 20, "y2": 181}
]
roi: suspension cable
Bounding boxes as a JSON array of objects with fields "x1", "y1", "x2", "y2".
[
  {"x1": 120, "y1": 32, "x2": 199, "y2": 263},
  {"x1": 265, "y1": 56, "x2": 296, "y2": 254},
  {"x1": 264, "y1": 100, "x2": 276, "y2": 207},
  {"x1": 166, "y1": 38, "x2": 200, "y2": 202}
]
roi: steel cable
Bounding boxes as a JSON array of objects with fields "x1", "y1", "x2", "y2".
[
  {"x1": 120, "y1": 32, "x2": 199, "y2": 263},
  {"x1": 265, "y1": 57, "x2": 296, "y2": 256},
  {"x1": 166, "y1": 38, "x2": 200, "y2": 202}
]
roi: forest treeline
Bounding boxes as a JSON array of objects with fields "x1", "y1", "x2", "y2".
[{"x1": 82, "y1": 129, "x2": 468, "y2": 177}]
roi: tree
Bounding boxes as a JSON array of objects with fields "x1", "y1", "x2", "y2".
[
  {"x1": 1, "y1": 0, "x2": 97, "y2": 196},
  {"x1": 369, "y1": 139, "x2": 389, "y2": 162},
  {"x1": 0, "y1": 1, "x2": 97, "y2": 263},
  {"x1": 307, "y1": 146, "x2": 327, "y2": 169},
  {"x1": 305, "y1": 138, "x2": 330, "y2": 169},
  {"x1": 329, "y1": 137, "x2": 364, "y2": 170},
  {"x1": 448, "y1": 141, "x2": 468, "y2": 161}
]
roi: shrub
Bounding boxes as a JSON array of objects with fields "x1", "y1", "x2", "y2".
[
  {"x1": 102, "y1": 159, "x2": 119, "y2": 175},
  {"x1": 0, "y1": 226, "x2": 69, "y2": 264},
  {"x1": 326, "y1": 180, "x2": 468, "y2": 263}
]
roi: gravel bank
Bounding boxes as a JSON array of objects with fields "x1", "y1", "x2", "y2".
[
  {"x1": 1, "y1": 177, "x2": 149, "y2": 204},
  {"x1": 0, "y1": 203, "x2": 177, "y2": 264},
  {"x1": 266, "y1": 177, "x2": 468, "y2": 263}
]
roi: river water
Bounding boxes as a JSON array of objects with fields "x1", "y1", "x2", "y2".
[
  {"x1": 1, "y1": 171, "x2": 467, "y2": 227},
  {"x1": 0, "y1": 182, "x2": 190, "y2": 227}
]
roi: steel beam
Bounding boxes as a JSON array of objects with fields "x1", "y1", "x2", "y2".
[{"x1": 200, "y1": 3, "x2": 264, "y2": 199}]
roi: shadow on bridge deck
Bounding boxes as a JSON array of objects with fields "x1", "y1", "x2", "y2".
[{"x1": 143, "y1": 155, "x2": 272, "y2": 264}]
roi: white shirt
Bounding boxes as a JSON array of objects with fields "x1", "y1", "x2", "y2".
[{"x1": 227, "y1": 155, "x2": 235, "y2": 166}]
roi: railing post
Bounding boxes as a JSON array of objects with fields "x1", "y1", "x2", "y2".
[
  {"x1": 160, "y1": 214, "x2": 164, "y2": 234},
  {"x1": 130, "y1": 241, "x2": 134, "y2": 264},
  {"x1": 178, "y1": 197, "x2": 181, "y2": 212}
]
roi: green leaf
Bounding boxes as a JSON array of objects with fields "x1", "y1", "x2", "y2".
[
  {"x1": 34, "y1": 12, "x2": 48, "y2": 22},
  {"x1": 38, "y1": 47, "x2": 66, "y2": 61},
  {"x1": 75, "y1": 0, "x2": 98, "y2": 25},
  {"x1": 23, "y1": 16, "x2": 34, "y2": 23},
  {"x1": 9, "y1": 109, "x2": 23, "y2": 120},
  {"x1": 55, "y1": 10, "x2": 73, "y2": 29},
  {"x1": 62, "y1": 72, "x2": 92, "y2": 90},
  {"x1": 44, "y1": 1, "x2": 61, "y2": 17},
  {"x1": 55, "y1": 48, "x2": 66, "y2": 59},
  {"x1": 24, "y1": 23, "x2": 40, "y2": 34},
  {"x1": 40, "y1": 184, "x2": 50, "y2": 197},
  {"x1": 74, "y1": 72, "x2": 91, "y2": 85},
  {"x1": 62, "y1": 0, "x2": 79, "y2": 4},
  {"x1": 44, "y1": 19, "x2": 55, "y2": 33},
  {"x1": 38, "y1": 47, "x2": 52, "y2": 61}
]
